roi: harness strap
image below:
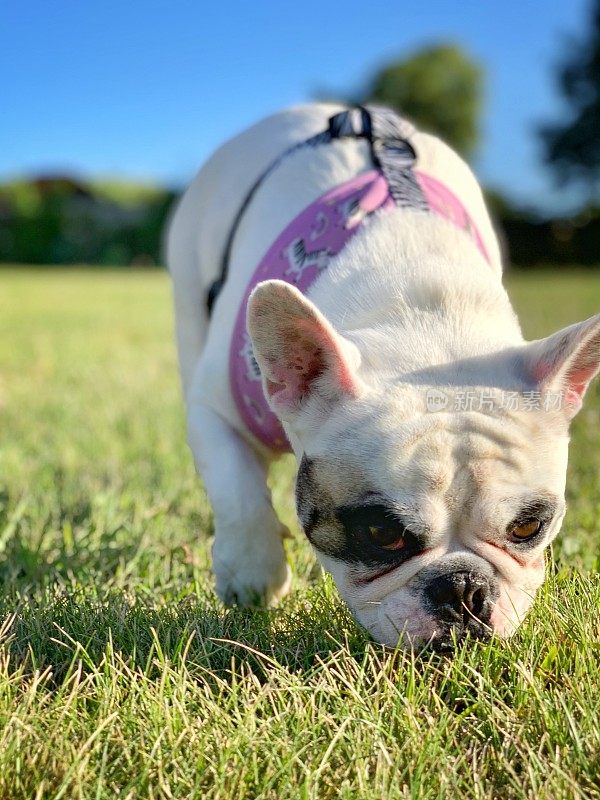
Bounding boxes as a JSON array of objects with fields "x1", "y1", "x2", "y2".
[
  {"x1": 367, "y1": 107, "x2": 428, "y2": 210},
  {"x1": 207, "y1": 105, "x2": 423, "y2": 314}
]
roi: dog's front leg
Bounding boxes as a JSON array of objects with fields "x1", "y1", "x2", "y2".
[{"x1": 187, "y1": 403, "x2": 291, "y2": 606}]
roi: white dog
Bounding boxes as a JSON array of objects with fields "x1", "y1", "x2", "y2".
[{"x1": 166, "y1": 104, "x2": 600, "y2": 648}]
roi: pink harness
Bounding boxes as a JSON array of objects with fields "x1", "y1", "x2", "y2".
[{"x1": 230, "y1": 167, "x2": 491, "y2": 452}]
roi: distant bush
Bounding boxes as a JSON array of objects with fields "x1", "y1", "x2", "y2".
[
  {"x1": 0, "y1": 176, "x2": 177, "y2": 266},
  {"x1": 0, "y1": 176, "x2": 598, "y2": 268},
  {"x1": 485, "y1": 190, "x2": 600, "y2": 267}
]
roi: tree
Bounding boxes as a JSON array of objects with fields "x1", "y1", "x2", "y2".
[
  {"x1": 539, "y1": 0, "x2": 600, "y2": 198},
  {"x1": 359, "y1": 44, "x2": 483, "y2": 156}
]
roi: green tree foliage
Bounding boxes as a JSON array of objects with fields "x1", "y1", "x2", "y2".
[
  {"x1": 361, "y1": 44, "x2": 483, "y2": 155},
  {"x1": 539, "y1": 0, "x2": 600, "y2": 197}
]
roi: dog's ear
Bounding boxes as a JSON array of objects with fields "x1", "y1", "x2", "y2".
[
  {"x1": 523, "y1": 312, "x2": 600, "y2": 418},
  {"x1": 247, "y1": 280, "x2": 363, "y2": 421}
]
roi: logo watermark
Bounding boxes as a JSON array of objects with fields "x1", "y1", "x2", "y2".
[
  {"x1": 425, "y1": 389, "x2": 450, "y2": 412},
  {"x1": 425, "y1": 388, "x2": 564, "y2": 413}
]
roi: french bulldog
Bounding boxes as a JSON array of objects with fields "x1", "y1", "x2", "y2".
[{"x1": 166, "y1": 104, "x2": 600, "y2": 649}]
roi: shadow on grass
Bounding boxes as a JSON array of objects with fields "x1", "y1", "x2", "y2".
[{"x1": 0, "y1": 583, "x2": 373, "y2": 683}]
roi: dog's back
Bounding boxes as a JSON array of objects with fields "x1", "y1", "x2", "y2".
[{"x1": 167, "y1": 103, "x2": 500, "y2": 394}]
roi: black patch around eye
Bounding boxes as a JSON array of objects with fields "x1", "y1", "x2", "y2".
[{"x1": 295, "y1": 455, "x2": 421, "y2": 567}]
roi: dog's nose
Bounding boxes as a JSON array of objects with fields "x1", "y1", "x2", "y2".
[{"x1": 424, "y1": 570, "x2": 493, "y2": 626}]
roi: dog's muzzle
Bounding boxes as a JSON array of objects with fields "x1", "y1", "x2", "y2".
[{"x1": 421, "y1": 568, "x2": 498, "y2": 649}]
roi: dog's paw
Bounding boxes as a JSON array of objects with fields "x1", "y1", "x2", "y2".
[{"x1": 212, "y1": 529, "x2": 292, "y2": 607}]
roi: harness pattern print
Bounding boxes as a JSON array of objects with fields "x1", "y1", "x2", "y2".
[{"x1": 284, "y1": 239, "x2": 331, "y2": 280}]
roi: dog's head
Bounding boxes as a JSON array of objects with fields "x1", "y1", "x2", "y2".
[{"x1": 247, "y1": 279, "x2": 600, "y2": 649}]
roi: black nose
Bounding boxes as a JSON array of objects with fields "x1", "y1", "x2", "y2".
[{"x1": 424, "y1": 570, "x2": 493, "y2": 627}]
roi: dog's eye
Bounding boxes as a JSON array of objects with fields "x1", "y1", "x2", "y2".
[
  {"x1": 338, "y1": 504, "x2": 409, "y2": 551},
  {"x1": 366, "y1": 523, "x2": 406, "y2": 550},
  {"x1": 508, "y1": 518, "x2": 542, "y2": 542}
]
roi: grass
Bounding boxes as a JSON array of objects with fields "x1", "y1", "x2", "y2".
[{"x1": 0, "y1": 265, "x2": 599, "y2": 799}]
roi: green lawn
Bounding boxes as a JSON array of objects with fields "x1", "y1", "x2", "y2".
[{"x1": 0, "y1": 266, "x2": 599, "y2": 800}]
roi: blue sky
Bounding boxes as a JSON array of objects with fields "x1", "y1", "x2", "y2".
[{"x1": 2, "y1": 0, "x2": 590, "y2": 213}]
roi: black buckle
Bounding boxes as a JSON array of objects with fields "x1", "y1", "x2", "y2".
[{"x1": 328, "y1": 107, "x2": 372, "y2": 140}]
